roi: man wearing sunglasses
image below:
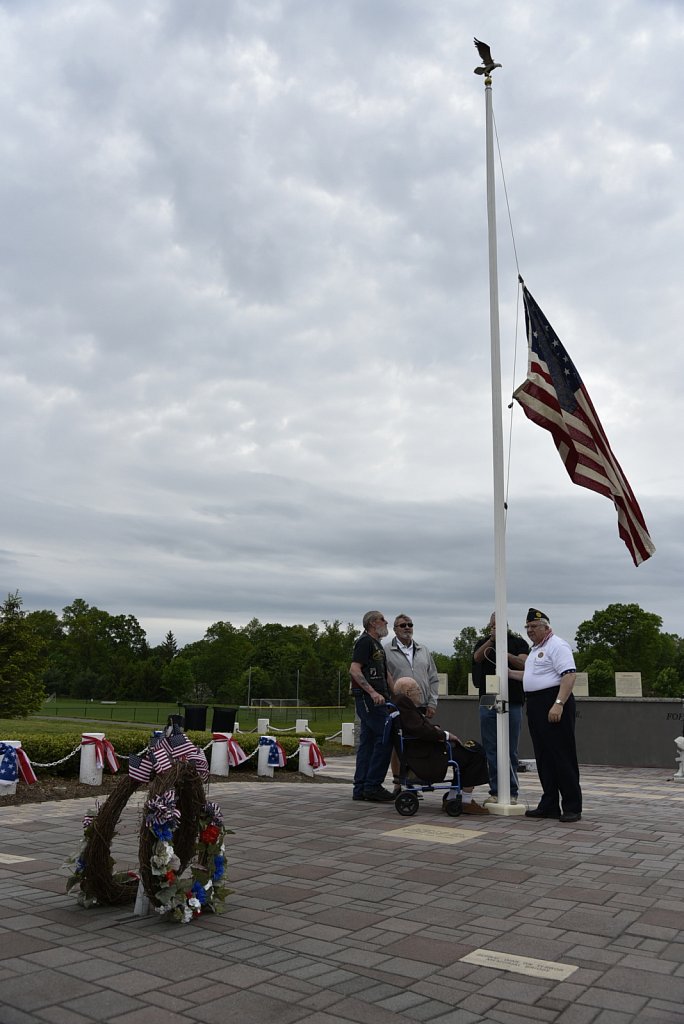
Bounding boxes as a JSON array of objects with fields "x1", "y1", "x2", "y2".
[
  {"x1": 385, "y1": 615, "x2": 440, "y2": 719},
  {"x1": 385, "y1": 615, "x2": 441, "y2": 795}
]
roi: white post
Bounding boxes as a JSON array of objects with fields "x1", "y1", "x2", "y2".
[
  {"x1": 295, "y1": 718, "x2": 309, "y2": 733},
  {"x1": 298, "y1": 738, "x2": 315, "y2": 777},
  {"x1": 234, "y1": 720, "x2": 240, "y2": 733},
  {"x1": 210, "y1": 733, "x2": 232, "y2": 777},
  {"x1": 674, "y1": 737, "x2": 684, "y2": 782},
  {"x1": 80, "y1": 732, "x2": 105, "y2": 786},
  {"x1": 257, "y1": 717, "x2": 270, "y2": 734},
  {"x1": 257, "y1": 735, "x2": 275, "y2": 778},
  {"x1": 0, "y1": 740, "x2": 22, "y2": 795},
  {"x1": 341, "y1": 723, "x2": 355, "y2": 746}
]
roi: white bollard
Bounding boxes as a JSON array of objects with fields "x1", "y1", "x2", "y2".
[
  {"x1": 298, "y1": 738, "x2": 315, "y2": 777},
  {"x1": 674, "y1": 736, "x2": 684, "y2": 782},
  {"x1": 210, "y1": 733, "x2": 232, "y2": 777},
  {"x1": 341, "y1": 722, "x2": 355, "y2": 746},
  {"x1": 257, "y1": 735, "x2": 275, "y2": 778},
  {"x1": 234, "y1": 721, "x2": 240, "y2": 733},
  {"x1": 0, "y1": 740, "x2": 22, "y2": 795},
  {"x1": 295, "y1": 718, "x2": 309, "y2": 733},
  {"x1": 80, "y1": 732, "x2": 105, "y2": 786},
  {"x1": 257, "y1": 717, "x2": 270, "y2": 735}
]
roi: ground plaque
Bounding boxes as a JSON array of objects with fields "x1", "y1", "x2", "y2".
[
  {"x1": 383, "y1": 824, "x2": 481, "y2": 845},
  {"x1": 461, "y1": 949, "x2": 578, "y2": 981}
]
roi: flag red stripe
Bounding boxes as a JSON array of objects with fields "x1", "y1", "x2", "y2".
[{"x1": 514, "y1": 285, "x2": 655, "y2": 566}]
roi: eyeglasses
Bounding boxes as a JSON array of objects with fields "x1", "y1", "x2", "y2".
[{"x1": 397, "y1": 622, "x2": 413, "y2": 628}]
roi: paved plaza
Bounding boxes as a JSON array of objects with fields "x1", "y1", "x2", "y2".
[{"x1": 1, "y1": 760, "x2": 683, "y2": 1024}]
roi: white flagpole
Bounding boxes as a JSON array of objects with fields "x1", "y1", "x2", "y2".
[{"x1": 483, "y1": 69, "x2": 512, "y2": 810}]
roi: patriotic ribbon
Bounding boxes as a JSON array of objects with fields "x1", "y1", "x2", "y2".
[
  {"x1": 81, "y1": 736, "x2": 119, "y2": 773},
  {"x1": 11, "y1": 745, "x2": 37, "y2": 782},
  {"x1": 259, "y1": 736, "x2": 287, "y2": 767},
  {"x1": 145, "y1": 790, "x2": 180, "y2": 831},
  {"x1": 307, "y1": 742, "x2": 326, "y2": 770},
  {"x1": 0, "y1": 743, "x2": 36, "y2": 787},
  {"x1": 212, "y1": 735, "x2": 248, "y2": 767},
  {"x1": 203, "y1": 802, "x2": 224, "y2": 827}
]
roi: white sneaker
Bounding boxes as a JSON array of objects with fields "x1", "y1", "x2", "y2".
[{"x1": 483, "y1": 795, "x2": 498, "y2": 805}]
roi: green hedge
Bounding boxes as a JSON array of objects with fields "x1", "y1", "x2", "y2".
[{"x1": 11, "y1": 730, "x2": 326, "y2": 778}]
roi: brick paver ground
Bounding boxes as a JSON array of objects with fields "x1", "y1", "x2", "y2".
[{"x1": 1, "y1": 762, "x2": 683, "y2": 1024}]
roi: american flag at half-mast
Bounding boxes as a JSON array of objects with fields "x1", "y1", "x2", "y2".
[{"x1": 513, "y1": 282, "x2": 655, "y2": 566}]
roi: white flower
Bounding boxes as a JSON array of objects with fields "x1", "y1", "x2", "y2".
[
  {"x1": 151, "y1": 841, "x2": 175, "y2": 872},
  {"x1": 182, "y1": 906, "x2": 193, "y2": 923},
  {"x1": 188, "y1": 897, "x2": 201, "y2": 911}
]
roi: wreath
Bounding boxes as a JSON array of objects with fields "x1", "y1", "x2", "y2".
[
  {"x1": 67, "y1": 760, "x2": 230, "y2": 922},
  {"x1": 138, "y1": 762, "x2": 231, "y2": 922},
  {"x1": 67, "y1": 774, "x2": 141, "y2": 907}
]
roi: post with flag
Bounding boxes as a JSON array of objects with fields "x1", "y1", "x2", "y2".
[
  {"x1": 474, "y1": 39, "x2": 523, "y2": 816},
  {"x1": 513, "y1": 280, "x2": 655, "y2": 565}
]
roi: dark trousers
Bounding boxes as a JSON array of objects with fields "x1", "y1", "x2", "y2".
[
  {"x1": 526, "y1": 687, "x2": 582, "y2": 815},
  {"x1": 353, "y1": 693, "x2": 392, "y2": 797}
]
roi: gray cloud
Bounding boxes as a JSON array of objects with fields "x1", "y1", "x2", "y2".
[{"x1": 1, "y1": 0, "x2": 680, "y2": 655}]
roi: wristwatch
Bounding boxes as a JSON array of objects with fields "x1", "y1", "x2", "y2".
[{"x1": 555, "y1": 698, "x2": 564, "y2": 706}]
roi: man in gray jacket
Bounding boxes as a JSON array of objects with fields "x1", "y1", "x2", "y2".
[
  {"x1": 385, "y1": 614, "x2": 441, "y2": 793},
  {"x1": 385, "y1": 614, "x2": 440, "y2": 718}
]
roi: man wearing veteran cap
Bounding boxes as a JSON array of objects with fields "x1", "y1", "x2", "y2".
[{"x1": 512, "y1": 608, "x2": 582, "y2": 823}]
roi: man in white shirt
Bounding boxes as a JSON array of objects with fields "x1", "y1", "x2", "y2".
[{"x1": 511, "y1": 608, "x2": 582, "y2": 823}]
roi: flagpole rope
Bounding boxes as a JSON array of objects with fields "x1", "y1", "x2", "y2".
[{"x1": 493, "y1": 108, "x2": 524, "y2": 524}]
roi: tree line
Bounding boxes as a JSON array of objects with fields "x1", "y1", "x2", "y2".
[{"x1": 1, "y1": 592, "x2": 682, "y2": 719}]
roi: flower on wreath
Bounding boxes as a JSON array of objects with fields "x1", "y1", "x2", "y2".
[
  {"x1": 145, "y1": 794, "x2": 232, "y2": 924},
  {"x1": 199, "y1": 824, "x2": 220, "y2": 845}
]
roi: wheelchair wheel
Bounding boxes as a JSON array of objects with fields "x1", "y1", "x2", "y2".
[
  {"x1": 444, "y1": 794, "x2": 463, "y2": 817},
  {"x1": 395, "y1": 792, "x2": 420, "y2": 816}
]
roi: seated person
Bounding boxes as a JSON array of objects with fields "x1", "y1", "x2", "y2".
[{"x1": 393, "y1": 677, "x2": 490, "y2": 815}]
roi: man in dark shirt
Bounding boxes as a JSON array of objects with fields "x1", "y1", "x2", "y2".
[
  {"x1": 472, "y1": 613, "x2": 528, "y2": 804},
  {"x1": 349, "y1": 610, "x2": 395, "y2": 803}
]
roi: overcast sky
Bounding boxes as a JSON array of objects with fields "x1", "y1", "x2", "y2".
[{"x1": 1, "y1": 0, "x2": 682, "y2": 655}]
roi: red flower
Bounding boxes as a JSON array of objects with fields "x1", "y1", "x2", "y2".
[
  {"x1": 200, "y1": 825, "x2": 220, "y2": 845},
  {"x1": 165, "y1": 870, "x2": 176, "y2": 883}
]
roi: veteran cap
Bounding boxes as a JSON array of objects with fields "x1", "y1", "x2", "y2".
[{"x1": 526, "y1": 607, "x2": 549, "y2": 623}]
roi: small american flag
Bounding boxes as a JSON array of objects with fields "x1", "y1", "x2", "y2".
[
  {"x1": 162, "y1": 731, "x2": 197, "y2": 761},
  {"x1": 513, "y1": 283, "x2": 655, "y2": 566}
]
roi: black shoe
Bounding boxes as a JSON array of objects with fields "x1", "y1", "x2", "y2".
[
  {"x1": 363, "y1": 787, "x2": 395, "y2": 803},
  {"x1": 352, "y1": 793, "x2": 366, "y2": 801},
  {"x1": 525, "y1": 807, "x2": 561, "y2": 819},
  {"x1": 559, "y1": 812, "x2": 582, "y2": 822}
]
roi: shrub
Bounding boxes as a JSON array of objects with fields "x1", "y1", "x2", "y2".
[{"x1": 10, "y1": 730, "x2": 325, "y2": 777}]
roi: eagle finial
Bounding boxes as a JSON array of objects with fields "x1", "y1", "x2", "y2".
[{"x1": 473, "y1": 38, "x2": 502, "y2": 76}]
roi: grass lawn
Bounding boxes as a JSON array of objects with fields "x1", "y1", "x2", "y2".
[
  {"x1": 27, "y1": 700, "x2": 354, "y2": 736},
  {"x1": 0, "y1": 717, "x2": 149, "y2": 735}
]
